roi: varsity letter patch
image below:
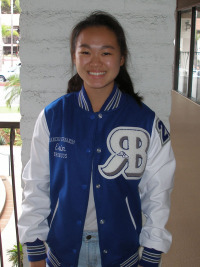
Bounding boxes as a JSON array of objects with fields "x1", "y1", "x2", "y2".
[
  {"x1": 98, "y1": 127, "x2": 150, "y2": 180},
  {"x1": 156, "y1": 119, "x2": 170, "y2": 146}
]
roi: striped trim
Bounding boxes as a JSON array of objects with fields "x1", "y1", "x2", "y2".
[
  {"x1": 78, "y1": 92, "x2": 83, "y2": 109},
  {"x1": 120, "y1": 251, "x2": 139, "y2": 267},
  {"x1": 112, "y1": 89, "x2": 122, "y2": 110},
  {"x1": 27, "y1": 244, "x2": 46, "y2": 256},
  {"x1": 141, "y1": 249, "x2": 161, "y2": 264},
  {"x1": 104, "y1": 88, "x2": 122, "y2": 111},
  {"x1": 78, "y1": 87, "x2": 122, "y2": 112},
  {"x1": 48, "y1": 250, "x2": 61, "y2": 267},
  {"x1": 78, "y1": 90, "x2": 89, "y2": 111}
]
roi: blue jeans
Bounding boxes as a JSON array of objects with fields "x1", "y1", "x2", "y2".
[
  {"x1": 46, "y1": 231, "x2": 101, "y2": 267},
  {"x1": 78, "y1": 231, "x2": 102, "y2": 267},
  {"x1": 47, "y1": 233, "x2": 161, "y2": 267}
]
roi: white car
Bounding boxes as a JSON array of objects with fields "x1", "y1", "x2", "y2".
[
  {"x1": 0, "y1": 63, "x2": 21, "y2": 82},
  {"x1": 193, "y1": 69, "x2": 200, "y2": 78}
]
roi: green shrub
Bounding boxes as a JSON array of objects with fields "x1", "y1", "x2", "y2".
[
  {"x1": 3, "y1": 128, "x2": 10, "y2": 135},
  {"x1": 7, "y1": 243, "x2": 23, "y2": 267},
  {"x1": 0, "y1": 135, "x2": 6, "y2": 145}
]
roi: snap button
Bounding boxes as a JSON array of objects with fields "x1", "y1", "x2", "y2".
[
  {"x1": 90, "y1": 114, "x2": 95, "y2": 120},
  {"x1": 86, "y1": 235, "x2": 92, "y2": 240},
  {"x1": 96, "y1": 184, "x2": 101, "y2": 189},
  {"x1": 82, "y1": 185, "x2": 87, "y2": 190},
  {"x1": 103, "y1": 249, "x2": 108, "y2": 254},
  {"x1": 72, "y1": 249, "x2": 77, "y2": 254},
  {"x1": 100, "y1": 219, "x2": 105, "y2": 224},
  {"x1": 97, "y1": 148, "x2": 101, "y2": 153},
  {"x1": 98, "y1": 113, "x2": 103, "y2": 119}
]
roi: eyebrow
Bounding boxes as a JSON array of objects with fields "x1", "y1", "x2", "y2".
[{"x1": 78, "y1": 44, "x2": 115, "y2": 50}]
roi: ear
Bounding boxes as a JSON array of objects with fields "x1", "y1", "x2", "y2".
[{"x1": 120, "y1": 56, "x2": 125, "y2": 66}]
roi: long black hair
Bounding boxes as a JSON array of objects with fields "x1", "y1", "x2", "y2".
[{"x1": 68, "y1": 11, "x2": 143, "y2": 104}]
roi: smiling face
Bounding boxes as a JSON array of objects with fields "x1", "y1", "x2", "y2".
[{"x1": 73, "y1": 26, "x2": 124, "y2": 96}]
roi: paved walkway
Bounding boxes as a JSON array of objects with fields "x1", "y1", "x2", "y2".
[{"x1": 0, "y1": 176, "x2": 14, "y2": 231}]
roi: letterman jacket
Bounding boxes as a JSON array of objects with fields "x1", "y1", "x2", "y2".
[{"x1": 18, "y1": 85, "x2": 176, "y2": 267}]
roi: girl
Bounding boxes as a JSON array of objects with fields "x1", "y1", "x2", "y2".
[{"x1": 18, "y1": 11, "x2": 176, "y2": 267}]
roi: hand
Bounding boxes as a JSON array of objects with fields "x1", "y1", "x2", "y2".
[{"x1": 30, "y1": 260, "x2": 46, "y2": 267}]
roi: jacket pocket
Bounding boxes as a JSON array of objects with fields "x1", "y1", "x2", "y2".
[
  {"x1": 120, "y1": 250, "x2": 139, "y2": 267},
  {"x1": 47, "y1": 249, "x2": 61, "y2": 267},
  {"x1": 125, "y1": 197, "x2": 137, "y2": 230},
  {"x1": 49, "y1": 198, "x2": 59, "y2": 228}
]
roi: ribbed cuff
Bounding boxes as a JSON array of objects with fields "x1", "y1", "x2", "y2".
[
  {"x1": 139, "y1": 247, "x2": 162, "y2": 267},
  {"x1": 26, "y1": 239, "x2": 47, "y2": 262}
]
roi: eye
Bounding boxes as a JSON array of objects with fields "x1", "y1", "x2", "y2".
[
  {"x1": 102, "y1": 52, "x2": 112, "y2": 56},
  {"x1": 80, "y1": 51, "x2": 90, "y2": 55}
]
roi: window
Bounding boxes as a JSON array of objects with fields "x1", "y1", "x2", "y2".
[
  {"x1": 191, "y1": 8, "x2": 200, "y2": 102},
  {"x1": 174, "y1": 6, "x2": 200, "y2": 104},
  {"x1": 178, "y1": 11, "x2": 192, "y2": 96}
]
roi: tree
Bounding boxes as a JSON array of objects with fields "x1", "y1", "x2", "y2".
[
  {"x1": 14, "y1": 0, "x2": 20, "y2": 13},
  {"x1": 2, "y1": 24, "x2": 19, "y2": 37},
  {"x1": 4, "y1": 74, "x2": 21, "y2": 108},
  {"x1": 1, "y1": 0, "x2": 10, "y2": 13},
  {"x1": 1, "y1": 0, "x2": 21, "y2": 14}
]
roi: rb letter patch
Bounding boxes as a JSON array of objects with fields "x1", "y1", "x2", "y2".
[{"x1": 98, "y1": 127, "x2": 150, "y2": 180}]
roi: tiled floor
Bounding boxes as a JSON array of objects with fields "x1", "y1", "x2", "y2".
[{"x1": 162, "y1": 91, "x2": 200, "y2": 266}]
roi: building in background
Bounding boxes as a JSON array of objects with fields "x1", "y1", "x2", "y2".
[{"x1": 1, "y1": 14, "x2": 20, "y2": 55}]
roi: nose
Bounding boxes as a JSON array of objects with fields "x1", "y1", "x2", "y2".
[{"x1": 89, "y1": 53, "x2": 102, "y2": 67}]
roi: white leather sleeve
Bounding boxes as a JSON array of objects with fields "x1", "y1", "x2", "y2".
[
  {"x1": 18, "y1": 110, "x2": 51, "y2": 244},
  {"x1": 139, "y1": 118, "x2": 176, "y2": 253}
]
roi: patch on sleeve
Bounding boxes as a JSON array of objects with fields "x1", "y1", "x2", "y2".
[{"x1": 156, "y1": 118, "x2": 170, "y2": 146}]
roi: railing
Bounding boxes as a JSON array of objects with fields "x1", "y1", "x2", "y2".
[{"x1": 0, "y1": 121, "x2": 21, "y2": 267}]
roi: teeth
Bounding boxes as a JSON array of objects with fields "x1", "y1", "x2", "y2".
[{"x1": 89, "y1": 72, "x2": 106, "y2": 76}]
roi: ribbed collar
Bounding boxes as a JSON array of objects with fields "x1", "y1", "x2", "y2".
[{"x1": 77, "y1": 84, "x2": 122, "y2": 112}]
